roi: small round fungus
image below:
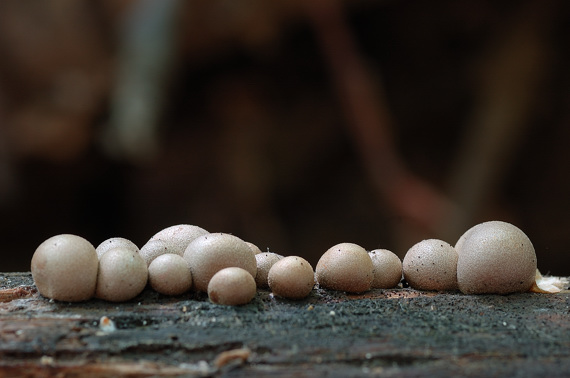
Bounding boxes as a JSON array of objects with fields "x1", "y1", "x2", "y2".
[
  {"x1": 255, "y1": 252, "x2": 283, "y2": 288},
  {"x1": 95, "y1": 237, "x2": 139, "y2": 259},
  {"x1": 96, "y1": 247, "x2": 148, "y2": 302},
  {"x1": 207, "y1": 267, "x2": 257, "y2": 306},
  {"x1": 369, "y1": 249, "x2": 403, "y2": 289},
  {"x1": 403, "y1": 239, "x2": 458, "y2": 291},
  {"x1": 455, "y1": 220, "x2": 537, "y2": 294},
  {"x1": 148, "y1": 254, "x2": 192, "y2": 296},
  {"x1": 31, "y1": 234, "x2": 98, "y2": 302},
  {"x1": 183, "y1": 233, "x2": 257, "y2": 292},
  {"x1": 268, "y1": 256, "x2": 314, "y2": 299},
  {"x1": 140, "y1": 224, "x2": 208, "y2": 266},
  {"x1": 245, "y1": 242, "x2": 263, "y2": 255},
  {"x1": 315, "y1": 243, "x2": 373, "y2": 293}
]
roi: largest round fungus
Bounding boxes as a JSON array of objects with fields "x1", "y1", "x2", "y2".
[
  {"x1": 455, "y1": 221, "x2": 537, "y2": 294},
  {"x1": 315, "y1": 243, "x2": 373, "y2": 293},
  {"x1": 31, "y1": 234, "x2": 99, "y2": 302},
  {"x1": 183, "y1": 233, "x2": 257, "y2": 292}
]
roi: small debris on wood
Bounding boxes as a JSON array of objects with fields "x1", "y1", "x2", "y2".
[
  {"x1": 98, "y1": 316, "x2": 117, "y2": 333},
  {"x1": 213, "y1": 347, "x2": 251, "y2": 369},
  {"x1": 0, "y1": 286, "x2": 36, "y2": 303}
]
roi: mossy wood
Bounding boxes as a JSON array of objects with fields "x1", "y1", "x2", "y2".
[{"x1": 1, "y1": 272, "x2": 569, "y2": 377}]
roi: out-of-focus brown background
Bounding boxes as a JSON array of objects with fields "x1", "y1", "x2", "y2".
[{"x1": 1, "y1": 0, "x2": 569, "y2": 275}]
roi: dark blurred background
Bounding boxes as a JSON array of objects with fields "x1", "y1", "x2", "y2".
[{"x1": 1, "y1": 0, "x2": 569, "y2": 275}]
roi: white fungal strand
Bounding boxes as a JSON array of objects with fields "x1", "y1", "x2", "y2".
[{"x1": 531, "y1": 270, "x2": 570, "y2": 293}]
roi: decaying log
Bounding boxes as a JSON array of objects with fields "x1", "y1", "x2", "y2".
[{"x1": 1, "y1": 272, "x2": 569, "y2": 377}]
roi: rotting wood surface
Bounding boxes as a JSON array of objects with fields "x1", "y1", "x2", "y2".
[{"x1": 1, "y1": 272, "x2": 569, "y2": 377}]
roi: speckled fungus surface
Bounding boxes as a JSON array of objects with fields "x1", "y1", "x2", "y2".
[
  {"x1": 455, "y1": 220, "x2": 537, "y2": 294},
  {"x1": 95, "y1": 237, "x2": 139, "y2": 259},
  {"x1": 183, "y1": 233, "x2": 257, "y2": 292},
  {"x1": 369, "y1": 249, "x2": 403, "y2": 289},
  {"x1": 315, "y1": 243, "x2": 374, "y2": 293},
  {"x1": 139, "y1": 224, "x2": 208, "y2": 266},
  {"x1": 268, "y1": 256, "x2": 314, "y2": 299},
  {"x1": 31, "y1": 234, "x2": 99, "y2": 302},
  {"x1": 207, "y1": 267, "x2": 257, "y2": 305},
  {"x1": 403, "y1": 239, "x2": 458, "y2": 291},
  {"x1": 255, "y1": 252, "x2": 283, "y2": 288}
]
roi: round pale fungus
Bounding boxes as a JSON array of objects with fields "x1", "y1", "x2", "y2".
[
  {"x1": 315, "y1": 243, "x2": 373, "y2": 293},
  {"x1": 207, "y1": 267, "x2": 257, "y2": 305},
  {"x1": 455, "y1": 221, "x2": 537, "y2": 294},
  {"x1": 268, "y1": 256, "x2": 314, "y2": 299},
  {"x1": 31, "y1": 234, "x2": 98, "y2": 302}
]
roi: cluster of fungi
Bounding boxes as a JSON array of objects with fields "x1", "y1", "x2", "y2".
[{"x1": 30, "y1": 221, "x2": 562, "y2": 307}]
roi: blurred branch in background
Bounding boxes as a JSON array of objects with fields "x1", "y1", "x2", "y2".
[
  {"x1": 102, "y1": 0, "x2": 183, "y2": 163},
  {"x1": 446, "y1": 0, "x2": 555, "y2": 239},
  {"x1": 0, "y1": 1, "x2": 568, "y2": 273},
  {"x1": 308, "y1": 0, "x2": 457, "y2": 249}
]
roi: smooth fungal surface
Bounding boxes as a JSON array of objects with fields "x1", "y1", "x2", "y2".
[
  {"x1": 207, "y1": 267, "x2": 257, "y2": 305},
  {"x1": 369, "y1": 249, "x2": 402, "y2": 289},
  {"x1": 316, "y1": 243, "x2": 374, "y2": 293},
  {"x1": 31, "y1": 234, "x2": 99, "y2": 302},
  {"x1": 183, "y1": 233, "x2": 257, "y2": 292},
  {"x1": 268, "y1": 256, "x2": 314, "y2": 299},
  {"x1": 148, "y1": 253, "x2": 192, "y2": 296},
  {"x1": 140, "y1": 224, "x2": 209, "y2": 265},
  {"x1": 96, "y1": 247, "x2": 148, "y2": 302},
  {"x1": 456, "y1": 221, "x2": 537, "y2": 294}
]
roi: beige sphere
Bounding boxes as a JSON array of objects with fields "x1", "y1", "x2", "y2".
[
  {"x1": 31, "y1": 234, "x2": 98, "y2": 302},
  {"x1": 403, "y1": 239, "x2": 458, "y2": 291},
  {"x1": 148, "y1": 254, "x2": 192, "y2": 296},
  {"x1": 456, "y1": 221, "x2": 537, "y2": 294},
  {"x1": 96, "y1": 247, "x2": 148, "y2": 302},
  {"x1": 96, "y1": 237, "x2": 139, "y2": 259},
  {"x1": 207, "y1": 267, "x2": 257, "y2": 305},
  {"x1": 140, "y1": 224, "x2": 208, "y2": 265},
  {"x1": 369, "y1": 249, "x2": 403, "y2": 289},
  {"x1": 315, "y1": 243, "x2": 373, "y2": 293},
  {"x1": 245, "y1": 242, "x2": 263, "y2": 255},
  {"x1": 183, "y1": 233, "x2": 257, "y2": 292},
  {"x1": 255, "y1": 252, "x2": 283, "y2": 288},
  {"x1": 268, "y1": 256, "x2": 314, "y2": 299}
]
